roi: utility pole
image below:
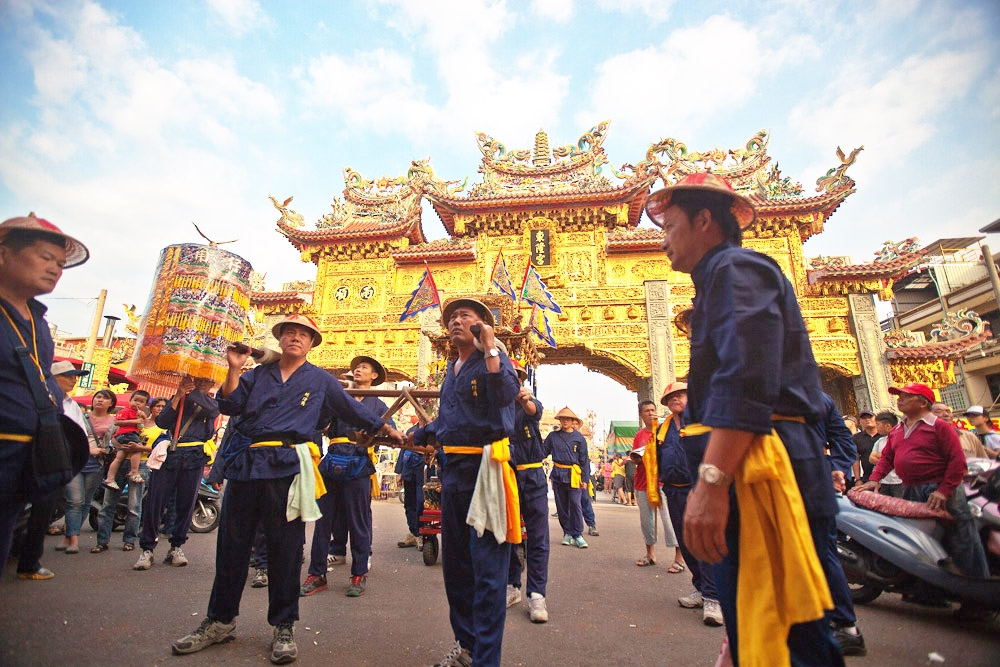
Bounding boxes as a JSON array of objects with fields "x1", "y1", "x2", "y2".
[{"x1": 83, "y1": 289, "x2": 107, "y2": 364}]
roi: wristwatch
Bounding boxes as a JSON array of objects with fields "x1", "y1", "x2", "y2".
[
  {"x1": 486, "y1": 347, "x2": 500, "y2": 358},
  {"x1": 698, "y1": 463, "x2": 732, "y2": 487}
]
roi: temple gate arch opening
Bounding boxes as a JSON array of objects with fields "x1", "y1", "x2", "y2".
[{"x1": 248, "y1": 122, "x2": 970, "y2": 413}]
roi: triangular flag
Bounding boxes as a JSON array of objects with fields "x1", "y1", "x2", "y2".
[
  {"x1": 399, "y1": 266, "x2": 441, "y2": 322},
  {"x1": 530, "y1": 304, "x2": 557, "y2": 347},
  {"x1": 490, "y1": 250, "x2": 517, "y2": 300},
  {"x1": 520, "y1": 264, "x2": 562, "y2": 314}
]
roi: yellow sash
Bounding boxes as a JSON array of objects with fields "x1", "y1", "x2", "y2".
[
  {"x1": 516, "y1": 462, "x2": 543, "y2": 471},
  {"x1": 642, "y1": 420, "x2": 661, "y2": 508},
  {"x1": 443, "y1": 445, "x2": 485, "y2": 455},
  {"x1": 553, "y1": 462, "x2": 582, "y2": 489},
  {"x1": 444, "y1": 441, "x2": 521, "y2": 544},
  {"x1": 0, "y1": 433, "x2": 32, "y2": 442},
  {"x1": 682, "y1": 419, "x2": 831, "y2": 667},
  {"x1": 250, "y1": 440, "x2": 326, "y2": 498}
]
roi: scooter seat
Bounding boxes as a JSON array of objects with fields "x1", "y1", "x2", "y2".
[{"x1": 847, "y1": 488, "x2": 955, "y2": 525}]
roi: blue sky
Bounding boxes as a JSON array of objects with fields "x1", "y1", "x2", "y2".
[{"x1": 2, "y1": 0, "x2": 998, "y2": 432}]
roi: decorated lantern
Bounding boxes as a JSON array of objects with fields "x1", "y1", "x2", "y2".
[{"x1": 129, "y1": 244, "x2": 253, "y2": 385}]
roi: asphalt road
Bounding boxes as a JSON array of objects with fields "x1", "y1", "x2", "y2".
[{"x1": 2, "y1": 495, "x2": 998, "y2": 666}]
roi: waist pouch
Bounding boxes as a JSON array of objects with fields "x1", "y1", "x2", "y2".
[{"x1": 319, "y1": 452, "x2": 369, "y2": 481}]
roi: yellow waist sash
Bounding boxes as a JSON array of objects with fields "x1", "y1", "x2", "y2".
[
  {"x1": 445, "y1": 440, "x2": 521, "y2": 544},
  {"x1": 174, "y1": 440, "x2": 207, "y2": 448},
  {"x1": 250, "y1": 440, "x2": 326, "y2": 499},
  {"x1": 681, "y1": 417, "x2": 830, "y2": 667},
  {"x1": 328, "y1": 436, "x2": 351, "y2": 445},
  {"x1": 515, "y1": 462, "x2": 543, "y2": 471},
  {"x1": 0, "y1": 433, "x2": 32, "y2": 442},
  {"x1": 553, "y1": 462, "x2": 582, "y2": 489},
  {"x1": 443, "y1": 445, "x2": 484, "y2": 455}
]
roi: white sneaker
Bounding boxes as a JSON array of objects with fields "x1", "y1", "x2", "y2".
[
  {"x1": 678, "y1": 589, "x2": 703, "y2": 608},
  {"x1": 171, "y1": 618, "x2": 236, "y2": 655},
  {"x1": 164, "y1": 546, "x2": 188, "y2": 567},
  {"x1": 528, "y1": 592, "x2": 548, "y2": 623},
  {"x1": 433, "y1": 640, "x2": 472, "y2": 667},
  {"x1": 326, "y1": 554, "x2": 343, "y2": 570},
  {"x1": 703, "y1": 599, "x2": 724, "y2": 626},
  {"x1": 367, "y1": 555, "x2": 372, "y2": 571},
  {"x1": 506, "y1": 584, "x2": 522, "y2": 608},
  {"x1": 133, "y1": 549, "x2": 153, "y2": 570}
]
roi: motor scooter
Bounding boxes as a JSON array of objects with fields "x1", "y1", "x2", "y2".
[{"x1": 836, "y1": 458, "x2": 1000, "y2": 609}]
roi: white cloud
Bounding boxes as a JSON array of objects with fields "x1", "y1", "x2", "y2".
[
  {"x1": 206, "y1": 0, "x2": 269, "y2": 36},
  {"x1": 789, "y1": 48, "x2": 988, "y2": 178},
  {"x1": 596, "y1": 0, "x2": 674, "y2": 24},
  {"x1": 532, "y1": 0, "x2": 574, "y2": 22}
]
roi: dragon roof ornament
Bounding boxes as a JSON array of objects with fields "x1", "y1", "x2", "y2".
[
  {"x1": 884, "y1": 310, "x2": 992, "y2": 360},
  {"x1": 468, "y1": 121, "x2": 614, "y2": 198}
]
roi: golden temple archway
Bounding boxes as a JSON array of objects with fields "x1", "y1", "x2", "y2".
[{"x1": 249, "y1": 122, "x2": 959, "y2": 411}]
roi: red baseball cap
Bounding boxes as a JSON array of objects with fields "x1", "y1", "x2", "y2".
[{"x1": 888, "y1": 383, "x2": 936, "y2": 404}]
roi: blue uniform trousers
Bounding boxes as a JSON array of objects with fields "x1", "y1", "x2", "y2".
[
  {"x1": 716, "y1": 508, "x2": 844, "y2": 667},
  {"x1": 441, "y1": 485, "x2": 510, "y2": 667},
  {"x1": 0, "y1": 438, "x2": 32, "y2": 567},
  {"x1": 663, "y1": 485, "x2": 718, "y2": 601},
  {"x1": 506, "y1": 478, "x2": 549, "y2": 597},
  {"x1": 139, "y1": 464, "x2": 202, "y2": 552},
  {"x1": 311, "y1": 475, "x2": 372, "y2": 577},
  {"x1": 824, "y1": 522, "x2": 855, "y2": 627},
  {"x1": 15, "y1": 487, "x2": 59, "y2": 574},
  {"x1": 581, "y1": 485, "x2": 596, "y2": 528},
  {"x1": 253, "y1": 523, "x2": 268, "y2": 568},
  {"x1": 552, "y1": 480, "x2": 583, "y2": 538},
  {"x1": 207, "y1": 476, "x2": 305, "y2": 626},
  {"x1": 401, "y1": 471, "x2": 424, "y2": 536}
]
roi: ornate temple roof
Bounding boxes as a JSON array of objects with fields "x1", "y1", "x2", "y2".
[
  {"x1": 807, "y1": 239, "x2": 927, "y2": 285},
  {"x1": 884, "y1": 310, "x2": 992, "y2": 361},
  {"x1": 390, "y1": 237, "x2": 476, "y2": 264},
  {"x1": 250, "y1": 290, "x2": 307, "y2": 306},
  {"x1": 606, "y1": 228, "x2": 662, "y2": 253}
]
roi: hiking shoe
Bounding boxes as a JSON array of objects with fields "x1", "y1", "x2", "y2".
[
  {"x1": 703, "y1": 599, "x2": 724, "y2": 626},
  {"x1": 251, "y1": 568, "x2": 269, "y2": 588},
  {"x1": 528, "y1": 592, "x2": 548, "y2": 623},
  {"x1": 299, "y1": 574, "x2": 327, "y2": 597},
  {"x1": 561, "y1": 534, "x2": 572, "y2": 546},
  {"x1": 17, "y1": 567, "x2": 54, "y2": 580},
  {"x1": 587, "y1": 525, "x2": 599, "y2": 536},
  {"x1": 433, "y1": 640, "x2": 472, "y2": 667},
  {"x1": 164, "y1": 546, "x2": 188, "y2": 567},
  {"x1": 678, "y1": 589, "x2": 704, "y2": 608},
  {"x1": 573, "y1": 535, "x2": 589, "y2": 549},
  {"x1": 133, "y1": 549, "x2": 154, "y2": 570},
  {"x1": 346, "y1": 574, "x2": 367, "y2": 597},
  {"x1": 833, "y1": 625, "x2": 866, "y2": 656},
  {"x1": 397, "y1": 532, "x2": 419, "y2": 548},
  {"x1": 506, "y1": 584, "x2": 522, "y2": 608},
  {"x1": 270, "y1": 622, "x2": 297, "y2": 664},
  {"x1": 327, "y1": 554, "x2": 345, "y2": 570},
  {"x1": 172, "y1": 617, "x2": 235, "y2": 655}
]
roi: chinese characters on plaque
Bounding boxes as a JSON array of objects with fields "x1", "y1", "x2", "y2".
[{"x1": 530, "y1": 229, "x2": 550, "y2": 266}]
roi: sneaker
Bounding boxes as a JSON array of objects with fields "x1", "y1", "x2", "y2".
[
  {"x1": 270, "y1": 622, "x2": 297, "y2": 664},
  {"x1": 587, "y1": 525, "x2": 600, "y2": 536},
  {"x1": 573, "y1": 535, "x2": 589, "y2": 549},
  {"x1": 171, "y1": 617, "x2": 236, "y2": 655},
  {"x1": 346, "y1": 574, "x2": 367, "y2": 597},
  {"x1": 17, "y1": 567, "x2": 55, "y2": 580},
  {"x1": 833, "y1": 625, "x2": 866, "y2": 656},
  {"x1": 703, "y1": 599, "x2": 724, "y2": 626},
  {"x1": 561, "y1": 534, "x2": 572, "y2": 546},
  {"x1": 299, "y1": 574, "x2": 327, "y2": 597},
  {"x1": 164, "y1": 546, "x2": 188, "y2": 567},
  {"x1": 397, "y1": 532, "x2": 419, "y2": 548},
  {"x1": 678, "y1": 589, "x2": 704, "y2": 608},
  {"x1": 251, "y1": 568, "x2": 269, "y2": 588},
  {"x1": 528, "y1": 592, "x2": 548, "y2": 623},
  {"x1": 367, "y1": 555, "x2": 372, "y2": 571},
  {"x1": 326, "y1": 554, "x2": 345, "y2": 570},
  {"x1": 433, "y1": 640, "x2": 472, "y2": 667},
  {"x1": 506, "y1": 584, "x2": 522, "y2": 608},
  {"x1": 133, "y1": 549, "x2": 154, "y2": 570}
]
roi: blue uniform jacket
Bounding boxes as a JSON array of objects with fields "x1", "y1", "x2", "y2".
[
  {"x1": 657, "y1": 418, "x2": 694, "y2": 486},
  {"x1": 327, "y1": 394, "x2": 394, "y2": 477},
  {"x1": 412, "y1": 349, "x2": 520, "y2": 494},
  {"x1": 543, "y1": 429, "x2": 590, "y2": 486},
  {"x1": 217, "y1": 361, "x2": 387, "y2": 481},
  {"x1": 685, "y1": 242, "x2": 836, "y2": 519},
  {"x1": 155, "y1": 389, "x2": 219, "y2": 469},
  {"x1": 511, "y1": 398, "x2": 546, "y2": 495},
  {"x1": 0, "y1": 297, "x2": 62, "y2": 436},
  {"x1": 813, "y1": 392, "x2": 857, "y2": 479}
]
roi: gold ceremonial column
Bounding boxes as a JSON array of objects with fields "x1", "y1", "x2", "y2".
[
  {"x1": 644, "y1": 280, "x2": 676, "y2": 405},
  {"x1": 847, "y1": 293, "x2": 894, "y2": 412}
]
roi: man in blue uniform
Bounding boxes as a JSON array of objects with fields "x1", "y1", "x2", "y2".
[
  {"x1": 409, "y1": 297, "x2": 520, "y2": 667},
  {"x1": 544, "y1": 407, "x2": 590, "y2": 549},
  {"x1": 0, "y1": 214, "x2": 89, "y2": 571},
  {"x1": 301, "y1": 354, "x2": 392, "y2": 598},
  {"x1": 647, "y1": 173, "x2": 843, "y2": 666},
  {"x1": 172, "y1": 314, "x2": 403, "y2": 665},
  {"x1": 505, "y1": 360, "x2": 550, "y2": 623},
  {"x1": 395, "y1": 434, "x2": 426, "y2": 549},
  {"x1": 134, "y1": 377, "x2": 218, "y2": 570}
]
